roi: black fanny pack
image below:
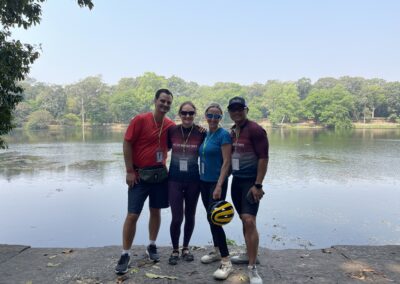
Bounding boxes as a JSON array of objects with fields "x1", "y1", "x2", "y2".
[{"x1": 138, "y1": 165, "x2": 168, "y2": 184}]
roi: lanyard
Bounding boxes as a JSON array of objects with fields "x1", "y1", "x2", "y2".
[
  {"x1": 153, "y1": 113, "x2": 165, "y2": 148},
  {"x1": 202, "y1": 128, "x2": 219, "y2": 161},
  {"x1": 233, "y1": 126, "x2": 240, "y2": 152},
  {"x1": 180, "y1": 125, "x2": 194, "y2": 154}
]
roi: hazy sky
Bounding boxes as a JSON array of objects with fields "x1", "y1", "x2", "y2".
[{"x1": 12, "y1": 0, "x2": 400, "y2": 85}]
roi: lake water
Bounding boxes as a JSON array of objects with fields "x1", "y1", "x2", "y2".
[{"x1": 1, "y1": 128, "x2": 399, "y2": 250}]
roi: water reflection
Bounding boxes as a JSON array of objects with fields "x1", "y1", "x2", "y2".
[{"x1": 0, "y1": 128, "x2": 399, "y2": 249}]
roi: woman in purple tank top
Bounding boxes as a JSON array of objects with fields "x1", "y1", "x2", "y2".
[{"x1": 167, "y1": 101, "x2": 206, "y2": 265}]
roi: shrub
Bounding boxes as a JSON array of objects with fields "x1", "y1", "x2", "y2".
[
  {"x1": 26, "y1": 110, "x2": 54, "y2": 130},
  {"x1": 61, "y1": 113, "x2": 81, "y2": 127}
]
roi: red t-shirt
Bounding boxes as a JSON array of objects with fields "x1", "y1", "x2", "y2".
[{"x1": 124, "y1": 112, "x2": 175, "y2": 168}]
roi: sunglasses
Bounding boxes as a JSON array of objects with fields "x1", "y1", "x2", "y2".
[
  {"x1": 180, "y1": 111, "x2": 195, "y2": 116},
  {"x1": 206, "y1": 113, "x2": 222, "y2": 120}
]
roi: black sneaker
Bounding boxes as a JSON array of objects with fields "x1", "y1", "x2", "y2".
[
  {"x1": 146, "y1": 244, "x2": 160, "y2": 262},
  {"x1": 181, "y1": 248, "x2": 194, "y2": 262},
  {"x1": 168, "y1": 251, "x2": 180, "y2": 265},
  {"x1": 115, "y1": 253, "x2": 130, "y2": 275}
]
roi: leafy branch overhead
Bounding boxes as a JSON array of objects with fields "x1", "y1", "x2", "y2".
[{"x1": 0, "y1": 0, "x2": 94, "y2": 148}]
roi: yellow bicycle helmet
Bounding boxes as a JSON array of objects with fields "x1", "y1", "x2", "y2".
[{"x1": 209, "y1": 200, "x2": 235, "y2": 226}]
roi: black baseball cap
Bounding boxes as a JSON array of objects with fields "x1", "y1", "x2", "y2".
[{"x1": 228, "y1": 96, "x2": 247, "y2": 110}]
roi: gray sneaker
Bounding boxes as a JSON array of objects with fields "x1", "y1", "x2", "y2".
[
  {"x1": 200, "y1": 251, "x2": 221, "y2": 264},
  {"x1": 114, "y1": 253, "x2": 130, "y2": 275},
  {"x1": 248, "y1": 265, "x2": 263, "y2": 284},
  {"x1": 146, "y1": 244, "x2": 160, "y2": 262},
  {"x1": 231, "y1": 253, "x2": 260, "y2": 264}
]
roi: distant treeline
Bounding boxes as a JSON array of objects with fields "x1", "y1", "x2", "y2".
[{"x1": 15, "y1": 73, "x2": 400, "y2": 129}]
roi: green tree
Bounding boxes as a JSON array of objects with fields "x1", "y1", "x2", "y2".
[
  {"x1": 337, "y1": 76, "x2": 366, "y2": 120},
  {"x1": 65, "y1": 76, "x2": 108, "y2": 125},
  {"x1": 296, "y1": 77, "x2": 312, "y2": 100},
  {"x1": 109, "y1": 91, "x2": 139, "y2": 123},
  {"x1": 263, "y1": 81, "x2": 302, "y2": 125},
  {"x1": 167, "y1": 75, "x2": 199, "y2": 97},
  {"x1": 0, "y1": 0, "x2": 93, "y2": 148},
  {"x1": 35, "y1": 85, "x2": 67, "y2": 120},
  {"x1": 13, "y1": 101, "x2": 33, "y2": 127},
  {"x1": 385, "y1": 82, "x2": 400, "y2": 121},
  {"x1": 304, "y1": 86, "x2": 354, "y2": 128},
  {"x1": 313, "y1": 77, "x2": 339, "y2": 90},
  {"x1": 360, "y1": 84, "x2": 386, "y2": 121}
]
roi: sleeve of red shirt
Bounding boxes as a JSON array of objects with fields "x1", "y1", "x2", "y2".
[
  {"x1": 252, "y1": 125, "x2": 269, "y2": 159},
  {"x1": 124, "y1": 115, "x2": 142, "y2": 143}
]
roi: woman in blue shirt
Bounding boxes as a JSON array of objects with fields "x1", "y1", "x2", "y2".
[{"x1": 199, "y1": 103, "x2": 233, "y2": 280}]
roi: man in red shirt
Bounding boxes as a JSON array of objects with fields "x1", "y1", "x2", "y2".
[{"x1": 115, "y1": 89, "x2": 175, "y2": 274}]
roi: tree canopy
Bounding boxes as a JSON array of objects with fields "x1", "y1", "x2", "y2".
[{"x1": 10, "y1": 73, "x2": 400, "y2": 132}]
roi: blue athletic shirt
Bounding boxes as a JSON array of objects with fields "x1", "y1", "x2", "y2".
[{"x1": 199, "y1": 128, "x2": 232, "y2": 182}]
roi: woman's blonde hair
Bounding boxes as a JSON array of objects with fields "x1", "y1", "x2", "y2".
[{"x1": 204, "y1": 103, "x2": 223, "y2": 115}]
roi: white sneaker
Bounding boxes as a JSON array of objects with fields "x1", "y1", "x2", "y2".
[
  {"x1": 248, "y1": 265, "x2": 263, "y2": 284},
  {"x1": 201, "y1": 251, "x2": 221, "y2": 264},
  {"x1": 231, "y1": 253, "x2": 260, "y2": 264},
  {"x1": 213, "y1": 260, "x2": 233, "y2": 280}
]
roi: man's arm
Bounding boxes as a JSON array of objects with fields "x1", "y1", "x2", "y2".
[
  {"x1": 123, "y1": 140, "x2": 139, "y2": 187},
  {"x1": 255, "y1": 158, "x2": 268, "y2": 185},
  {"x1": 249, "y1": 158, "x2": 268, "y2": 203}
]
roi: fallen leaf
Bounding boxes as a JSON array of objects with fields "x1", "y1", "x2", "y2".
[
  {"x1": 130, "y1": 268, "x2": 139, "y2": 274},
  {"x1": 47, "y1": 262, "x2": 61, "y2": 267},
  {"x1": 145, "y1": 273, "x2": 178, "y2": 280},
  {"x1": 116, "y1": 275, "x2": 129, "y2": 283},
  {"x1": 62, "y1": 249, "x2": 74, "y2": 254}
]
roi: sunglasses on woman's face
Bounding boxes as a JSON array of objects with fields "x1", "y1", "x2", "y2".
[
  {"x1": 180, "y1": 111, "x2": 195, "y2": 116},
  {"x1": 206, "y1": 113, "x2": 222, "y2": 120}
]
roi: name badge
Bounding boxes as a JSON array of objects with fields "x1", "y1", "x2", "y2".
[
  {"x1": 156, "y1": 150, "x2": 163, "y2": 163},
  {"x1": 179, "y1": 158, "x2": 188, "y2": 172},
  {"x1": 232, "y1": 152, "x2": 240, "y2": 171},
  {"x1": 201, "y1": 162, "x2": 205, "y2": 174}
]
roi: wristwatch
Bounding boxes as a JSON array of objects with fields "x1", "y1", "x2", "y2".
[{"x1": 254, "y1": 183, "x2": 263, "y2": 190}]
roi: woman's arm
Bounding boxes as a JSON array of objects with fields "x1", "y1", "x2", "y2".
[{"x1": 213, "y1": 143, "x2": 232, "y2": 199}]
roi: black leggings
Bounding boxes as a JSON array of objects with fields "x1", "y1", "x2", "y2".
[
  {"x1": 200, "y1": 180, "x2": 229, "y2": 258},
  {"x1": 168, "y1": 180, "x2": 201, "y2": 250}
]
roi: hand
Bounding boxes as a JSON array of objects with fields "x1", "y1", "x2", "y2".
[
  {"x1": 213, "y1": 184, "x2": 222, "y2": 200},
  {"x1": 251, "y1": 186, "x2": 265, "y2": 203},
  {"x1": 196, "y1": 124, "x2": 207, "y2": 133},
  {"x1": 126, "y1": 172, "x2": 139, "y2": 188}
]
